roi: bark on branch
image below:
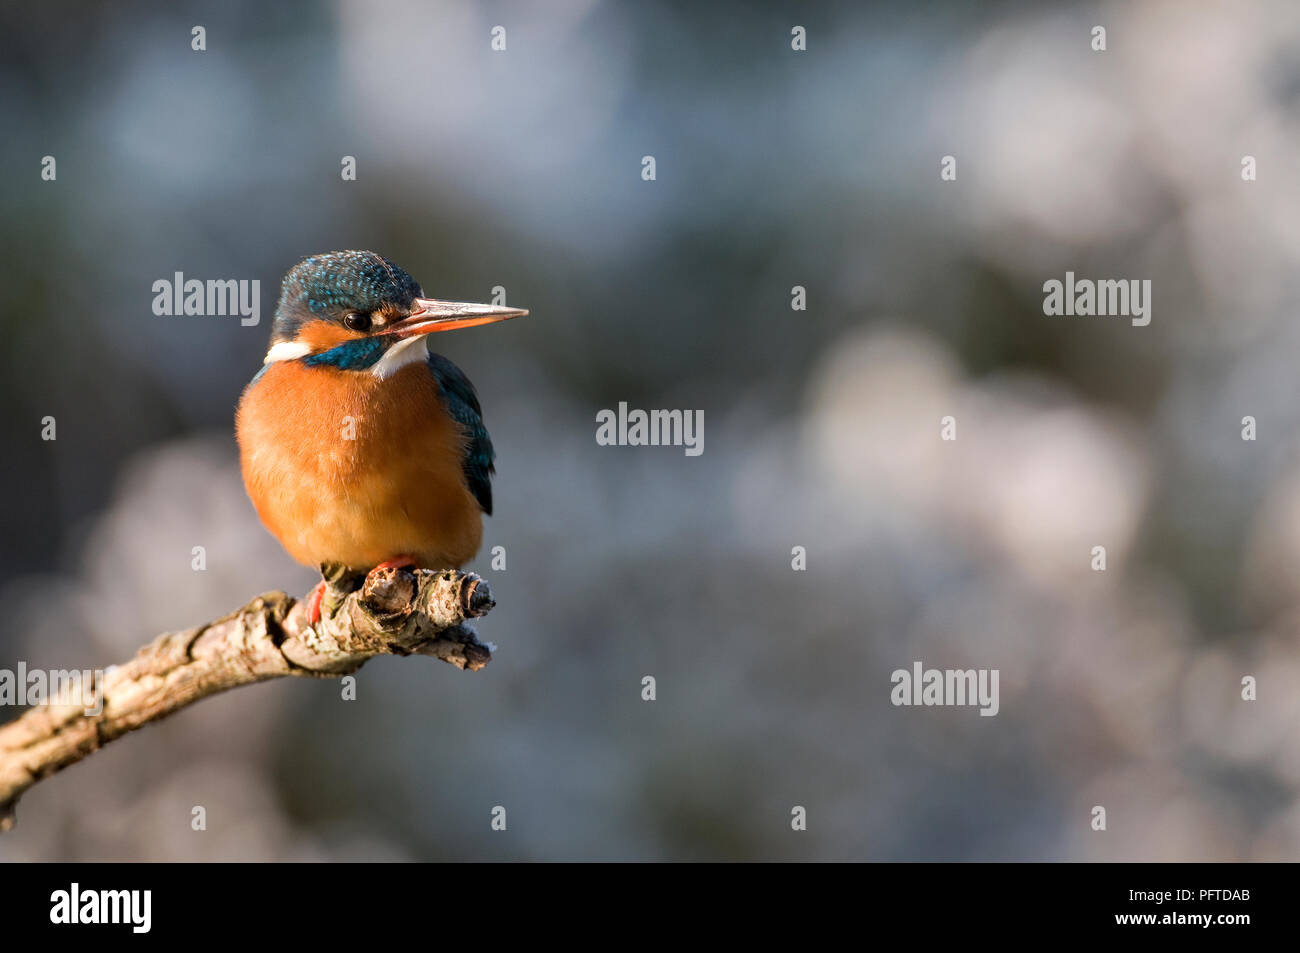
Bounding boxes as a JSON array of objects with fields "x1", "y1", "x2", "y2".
[{"x1": 0, "y1": 566, "x2": 495, "y2": 832}]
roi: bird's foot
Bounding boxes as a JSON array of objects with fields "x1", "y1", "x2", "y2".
[
  {"x1": 308, "y1": 559, "x2": 420, "y2": 626},
  {"x1": 364, "y1": 555, "x2": 418, "y2": 588},
  {"x1": 305, "y1": 579, "x2": 328, "y2": 625},
  {"x1": 358, "y1": 556, "x2": 423, "y2": 609},
  {"x1": 371, "y1": 555, "x2": 418, "y2": 573}
]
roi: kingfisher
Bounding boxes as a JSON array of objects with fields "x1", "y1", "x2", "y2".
[{"x1": 236, "y1": 250, "x2": 526, "y2": 623}]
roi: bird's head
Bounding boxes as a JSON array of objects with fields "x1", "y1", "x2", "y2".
[{"x1": 263, "y1": 250, "x2": 525, "y2": 375}]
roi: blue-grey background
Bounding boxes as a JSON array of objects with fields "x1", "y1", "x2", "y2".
[{"x1": 2, "y1": 0, "x2": 1298, "y2": 860}]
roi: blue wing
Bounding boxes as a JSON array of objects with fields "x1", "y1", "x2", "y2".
[{"x1": 427, "y1": 353, "x2": 495, "y2": 515}]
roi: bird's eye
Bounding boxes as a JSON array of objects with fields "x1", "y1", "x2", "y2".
[{"x1": 343, "y1": 312, "x2": 372, "y2": 332}]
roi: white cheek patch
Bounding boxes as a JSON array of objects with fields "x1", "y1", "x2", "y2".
[
  {"x1": 371, "y1": 335, "x2": 429, "y2": 380},
  {"x1": 263, "y1": 341, "x2": 311, "y2": 364}
]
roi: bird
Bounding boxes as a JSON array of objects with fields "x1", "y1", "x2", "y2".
[{"x1": 235, "y1": 250, "x2": 526, "y2": 624}]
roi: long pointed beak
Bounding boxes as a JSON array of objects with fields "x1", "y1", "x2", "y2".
[{"x1": 383, "y1": 297, "x2": 528, "y2": 337}]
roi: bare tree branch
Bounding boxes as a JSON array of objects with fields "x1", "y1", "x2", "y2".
[{"x1": 0, "y1": 566, "x2": 495, "y2": 832}]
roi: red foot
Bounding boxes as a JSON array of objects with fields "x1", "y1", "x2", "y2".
[
  {"x1": 372, "y1": 555, "x2": 418, "y2": 572},
  {"x1": 305, "y1": 579, "x2": 327, "y2": 625}
]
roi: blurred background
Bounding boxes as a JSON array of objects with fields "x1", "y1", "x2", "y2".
[{"x1": 2, "y1": 0, "x2": 1299, "y2": 861}]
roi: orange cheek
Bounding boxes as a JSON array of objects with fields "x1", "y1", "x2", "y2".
[{"x1": 297, "y1": 319, "x2": 362, "y2": 351}]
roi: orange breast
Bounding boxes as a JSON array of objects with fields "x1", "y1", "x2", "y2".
[{"x1": 235, "y1": 360, "x2": 484, "y2": 571}]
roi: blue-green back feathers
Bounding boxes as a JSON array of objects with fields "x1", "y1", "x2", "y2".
[{"x1": 428, "y1": 353, "x2": 495, "y2": 515}]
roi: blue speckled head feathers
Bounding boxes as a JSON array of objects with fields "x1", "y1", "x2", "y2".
[{"x1": 270, "y1": 250, "x2": 422, "y2": 345}]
